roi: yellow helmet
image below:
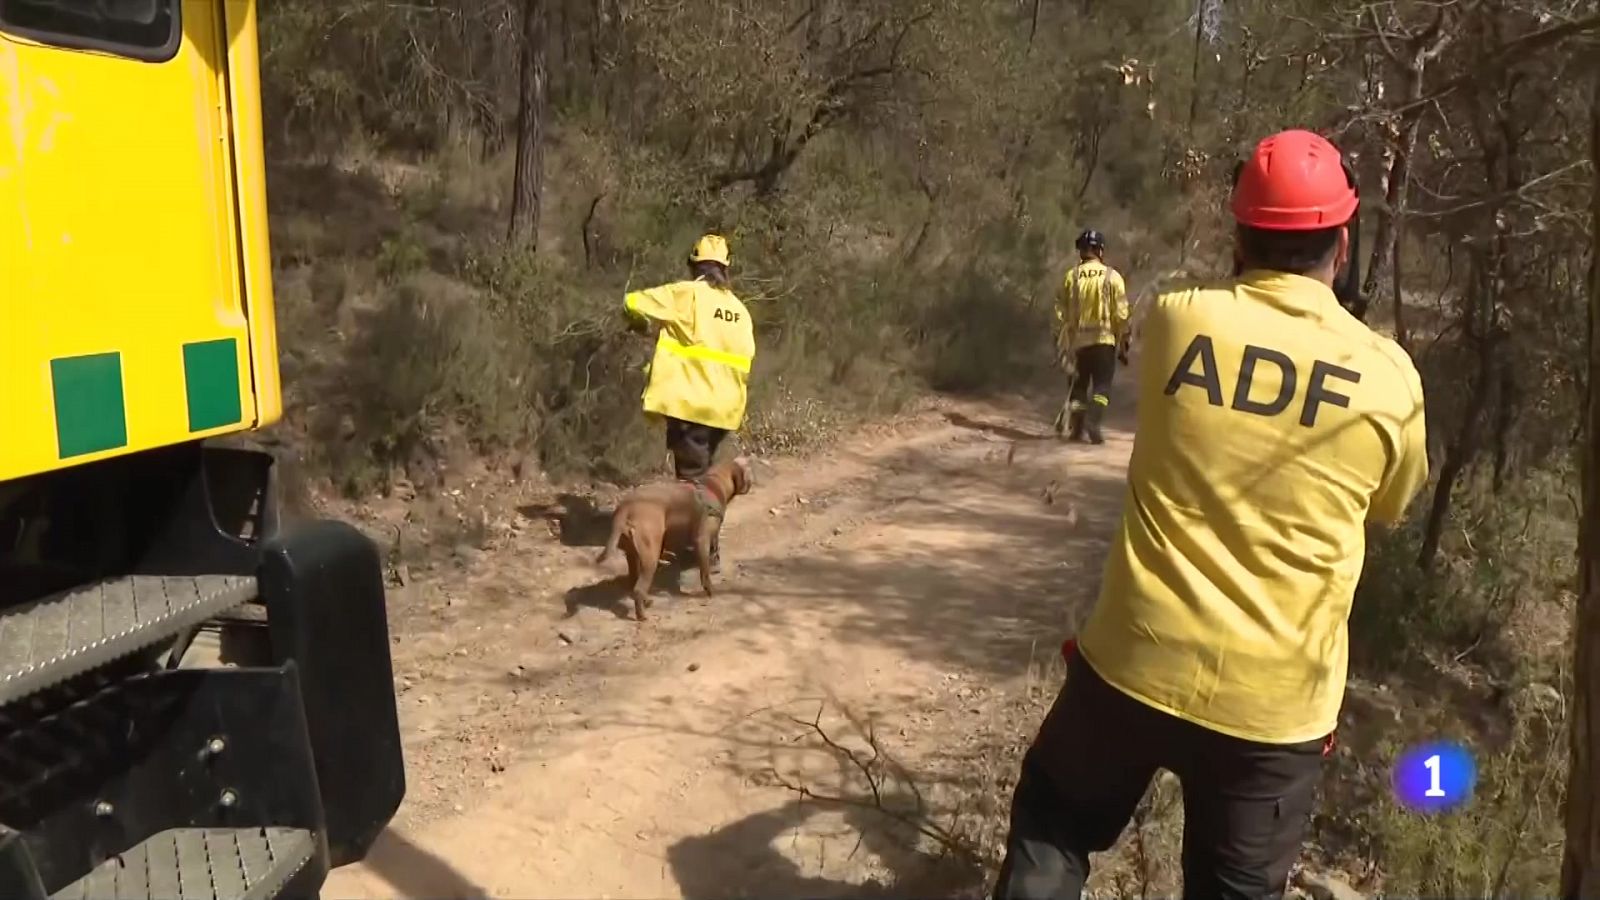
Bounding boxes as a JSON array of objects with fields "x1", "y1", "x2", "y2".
[{"x1": 689, "y1": 234, "x2": 731, "y2": 267}]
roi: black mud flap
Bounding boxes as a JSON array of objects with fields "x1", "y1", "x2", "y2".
[
  {"x1": 0, "y1": 827, "x2": 45, "y2": 900},
  {"x1": 260, "y1": 520, "x2": 405, "y2": 867}
]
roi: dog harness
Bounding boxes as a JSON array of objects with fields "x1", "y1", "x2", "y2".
[{"x1": 691, "y1": 481, "x2": 726, "y2": 521}]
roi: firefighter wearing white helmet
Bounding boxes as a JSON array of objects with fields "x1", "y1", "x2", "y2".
[{"x1": 623, "y1": 234, "x2": 755, "y2": 485}]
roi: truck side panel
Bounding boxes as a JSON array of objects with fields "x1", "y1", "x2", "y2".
[
  {"x1": 224, "y1": 0, "x2": 282, "y2": 430},
  {"x1": 0, "y1": 0, "x2": 260, "y2": 483}
]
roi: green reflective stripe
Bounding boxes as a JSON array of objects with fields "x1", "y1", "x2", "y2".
[
  {"x1": 658, "y1": 335, "x2": 752, "y2": 373},
  {"x1": 182, "y1": 338, "x2": 243, "y2": 432},
  {"x1": 51, "y1": 353, "x2": 128, "y2": 459},
  {"x1": 1092, "y1": 394, "x2": 1110, "y2": 407}
]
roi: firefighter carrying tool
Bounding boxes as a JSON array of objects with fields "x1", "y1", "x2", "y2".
[
  {"x1": 1, "y1": 3, "x2": 404, "y2": 897},
  {"x1": 1053, "y1": 229, "x2": 1129, "y2": 445}
]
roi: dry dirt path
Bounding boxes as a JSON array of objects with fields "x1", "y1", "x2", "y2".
[{"x1": 323, "y1": 392, "x2": 1135, "y2": 899}]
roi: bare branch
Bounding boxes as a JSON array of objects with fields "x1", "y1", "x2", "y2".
[
  {"x1": 1392, "y1": 13, "x2": 1600, "y2": 115},
  {"x1": 766, "y1": 706, "x2": 990, "y2": 869}
]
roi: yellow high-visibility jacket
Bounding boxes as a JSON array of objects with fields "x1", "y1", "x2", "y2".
[
  {"x1": 624, "y1": 279, "x2": 755, "y2": 431},
  {"x1": 1056, "y1": 260, "x2": 1129, "y2": 353}
]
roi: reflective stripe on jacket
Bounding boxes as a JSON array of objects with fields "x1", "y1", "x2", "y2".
[
  {"x1": 624, "y1": 279, "x2": 755, "y2": 431},
  {"x1": 1056, "y1": 261, "x2": 1129, "y2": 351}
]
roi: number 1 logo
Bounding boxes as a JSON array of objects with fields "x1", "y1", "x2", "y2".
[
  {"x1": 1424, "y1": 754, "x2": 1446, "y2": 798},
  {"x1": 1394, "y1": 742, "x2": 1476, "y2": 813}
]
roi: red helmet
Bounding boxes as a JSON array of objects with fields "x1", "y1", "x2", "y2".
[{"x1": 1232, "y1": 130, "x2": 1358, "y2": 230}]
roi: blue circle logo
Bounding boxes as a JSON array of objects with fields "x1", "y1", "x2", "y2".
[{"x1": 1392, "y1": 741, "x2": 1476, "y2": 813}]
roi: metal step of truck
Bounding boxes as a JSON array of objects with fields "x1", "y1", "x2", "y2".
[
  {"x1": 48, "y1": 828, "x2": 316, "y2": 900},
  {"x1": 0, "y1": 575, "x2": 256, "y2": 706}
]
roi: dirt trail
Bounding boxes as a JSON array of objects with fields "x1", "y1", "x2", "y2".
[{"x1": 324, "y1": 393, "x2": 1135, "y2": 899}]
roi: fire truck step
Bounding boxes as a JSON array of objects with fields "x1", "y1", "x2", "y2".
[
  {"x1": 0, "y1": 575, "x2": 256, "y2": 706},
  {"x1": 49, "y1": 827, "x2": 315, "y2": 900}
]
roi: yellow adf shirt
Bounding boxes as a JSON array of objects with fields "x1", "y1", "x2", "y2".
[
  {"x1": 1056, "y1": 260, "x2": 1129, "y2": 352},
  {"x1": 624, "y1": 279, "x2": 755, "y2": 431},
  {"x1": 1077, "y1": 270, "x2": 1429, "y2": 744}
]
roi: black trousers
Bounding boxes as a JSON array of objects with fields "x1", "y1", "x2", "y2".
[
  {"x1": 993, "y1": 653, "x2": 1325, "y2": 900},
  {"x1": 665, "y1": 417, "x2": 728, "y2": 481},
  {"x1": 1068, "y1": 344, "x2": 1118, "y2": 411}
]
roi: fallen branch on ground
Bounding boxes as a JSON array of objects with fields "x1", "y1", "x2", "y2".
[{"x1": 763, "y1": 703, "x2": 993, "y2": 870}]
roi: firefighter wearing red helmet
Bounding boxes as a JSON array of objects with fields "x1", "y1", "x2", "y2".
[{"x1": 994, "y1": 130, "x2": 1429, "y2": 900}]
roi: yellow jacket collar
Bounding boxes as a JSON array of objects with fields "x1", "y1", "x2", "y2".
[{"x1": 1235, "y1": 269, "x2": 1340, "y2": 318}]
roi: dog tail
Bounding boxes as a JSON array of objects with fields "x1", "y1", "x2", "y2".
[{"x1": 596, "y1": 511, "x2": 626, "y2": 567}]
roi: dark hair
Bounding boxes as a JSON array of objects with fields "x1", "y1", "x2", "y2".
[
  {"x1": 690, "y1": 260, "x2": 731, "y2": 289},
  {"x1": 1236, "y1": 225, "x2": 1341, "y2": 276}
]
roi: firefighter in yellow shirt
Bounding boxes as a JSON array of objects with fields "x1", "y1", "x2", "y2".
[
  {"x1": 1054, "y1": 229, "x2": 1129, "y2": 444},
  {"x1": 994, "y1": 131, "x2": 1429, "y2": 900},
  {"x1": 623, "y1": 235, "x2": 756, "y2": 564}
]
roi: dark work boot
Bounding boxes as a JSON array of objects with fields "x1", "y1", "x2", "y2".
[
  {"x1": 1084, "y1": 404, "x2": 1106, "y2": 445},
  {"x1": 1066, "y1": 410, "x2": 1086, "y2": 443}
]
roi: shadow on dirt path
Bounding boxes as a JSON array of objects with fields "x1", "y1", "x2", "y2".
[
  {"x1": 519, "y1": 493, "x2": 613, "y2": 548},
  {"x1": 348, "y1": 827, "x2": 489, "y2": 899},
  {"x1": 943, "y1": 410, "x2": 1055, "y2": 443},
  {"x1": 325, "y1": 390, "x2": 1137, "y2": 899},
  {"x1": 667, "y1": 797, "x2": 985, "y2": 899}
]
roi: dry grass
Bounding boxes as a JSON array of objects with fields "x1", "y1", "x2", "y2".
[{"x1": 757, "y1": 648, "x2": 1200, "y2": 899}]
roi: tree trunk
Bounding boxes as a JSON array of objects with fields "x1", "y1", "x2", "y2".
[
  {"x1": 555, "y1": 0, "x2": 573, "y2": 106},
  {"x1": 1364, "y1": 11, "x2": 1452, "y2": 350},
  {"x1": 1560, "y1": 61, "x2": 1600, "y2": 900},
  {"x1": 1364, "y1": 100, "x2": 1421, "y2": 346},
  {"x1": 1186, "y1": 2, "x2": 1205, "y2": 135},
  {"x1": 507, "y1": 0, "x2": 548, "y2": 247},
  {"x1": 1074, "y1": 118, "x2": 1104, "y2": 202},
  {"x1": 581, "y1": 192, "x2": 605, "y2": 269},
  {"x1": 1416, "y1": 340, "x2": 1492, "y2": 569}
]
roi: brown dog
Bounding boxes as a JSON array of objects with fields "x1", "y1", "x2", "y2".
[{"x1": 596, "y1": 457, "x2": 753, "y2": 621}]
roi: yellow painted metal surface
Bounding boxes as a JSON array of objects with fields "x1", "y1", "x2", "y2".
[
  {"x1": 225, "y1": 0, "x2": 281, "y2": 429},
  {"x1": 0, "y1": 0, "x2": 279, "y2": 482}
]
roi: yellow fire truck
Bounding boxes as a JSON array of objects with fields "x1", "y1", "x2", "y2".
[{"x1": 1, "y1": 2, "x2": 404, "y2": 897}]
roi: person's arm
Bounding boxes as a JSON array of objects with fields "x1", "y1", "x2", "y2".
[
  {"x1": 1054, "y1": 274, "x2": 1074, "y2": 360},
  {"x1": 623, "y1": 283, "x2": 689, "y2": 336},
  {"x1": 1111, "y1": 271, "x2": 1131, "y2": 362},
  {"x1": 1111, "y1": 272, "x2": 1130, "y2": 335},
  {"x1": 1369, "y1": 370, "x2": 1429, "y2": 525}
]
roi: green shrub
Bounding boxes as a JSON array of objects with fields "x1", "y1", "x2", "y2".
[{"x1": 1362, "y1": 698, "x2": 1566, "y2": 898}]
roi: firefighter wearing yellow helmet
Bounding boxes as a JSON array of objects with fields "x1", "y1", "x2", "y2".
[{"x1": 623, "y1": 234, "x2": 755, "y2": 488}]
